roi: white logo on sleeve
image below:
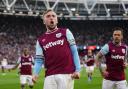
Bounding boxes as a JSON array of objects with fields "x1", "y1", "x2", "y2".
[{"x1": 43, "y1": 39, "x2": 64, "y2": 50}]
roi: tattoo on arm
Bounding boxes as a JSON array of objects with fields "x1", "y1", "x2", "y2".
[{"x1": 96, "y1": 52, "x2": 103, "y2": 73}]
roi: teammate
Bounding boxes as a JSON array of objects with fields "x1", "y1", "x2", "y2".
[
  {"x1": 32, "y1": 9, "x2": 81, "y2": 89},
  {"x1": 79, "y1": 49, "x2": 86, "y2": 67},
  {"x1": 1, "y1": 57, "x2": 8, "y2": 75},
  {"x1": 11, "y1": 48, "x2": 34, "y2": 89},
  {"x1": 85, "y1": 49, "x2": 95, "y2": 82},
  {"x1": 96, "y1": 27, "x2": 128, "y2": 89}
]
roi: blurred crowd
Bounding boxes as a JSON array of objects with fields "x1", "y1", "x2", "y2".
[
  {"x1": 0, "y1": 15, "x2": 128, "y2": 64},
  {"x1": 0, "y1": 15, "x2": 44, "y2": 64}
]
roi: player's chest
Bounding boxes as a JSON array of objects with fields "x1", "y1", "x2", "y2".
[
  {"x1": 110, "y1": 47, "x2": 126, "y2": 55},
  {"x1": 21, "y1": 57, "x2": 32, "y2": 63}
]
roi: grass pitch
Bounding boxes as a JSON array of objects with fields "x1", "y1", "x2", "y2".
[{"x1": 0, "y1": 67, "x2": 128, "y2": 89}]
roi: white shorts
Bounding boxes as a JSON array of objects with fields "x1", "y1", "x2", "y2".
[
  {"x1": 101, "y1": 64, "x2": 107, "y2": 69},
  {"x1": 102, "y1": 79, "x2": 128, "y2": 89},
  {"x1": 44, "y1": 74, "x2": 74, "y2": 89},
  {"x1": 86, "y1": 66, "x2": 94, "y2": 73},
  {"x1": 20, "y1": 75, "x2": 33, "y2": 86},
  {"x1": 1, "y1": 62, "x2": 7, "y2": 68}
]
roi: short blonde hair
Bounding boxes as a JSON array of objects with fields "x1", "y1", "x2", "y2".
[{"x1": 42, "y1": 9, "x2": 55, "y2": 18}]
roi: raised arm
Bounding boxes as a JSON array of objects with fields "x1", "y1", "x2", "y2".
[{"x1": 11, "y1": 57, "x2": 21, "y2": 70}]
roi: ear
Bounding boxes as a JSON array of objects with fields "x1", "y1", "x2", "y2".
[
  {"x1": 121, "y1": 35, "x2": 123, "y2": 39},
  {"x1": 43, "y1": 20, "x2": 45, "y2": 24},
  {"x1": 56, "y1": 19, "x2": 58, "y2": 24},
  {"x1": 41, "y1": 17, "x2": 45, "y2": 24}
]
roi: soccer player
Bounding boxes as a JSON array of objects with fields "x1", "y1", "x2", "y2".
[
  {"x1": 96, "y1": 27, "x2": 128, "y2": 89},
  {"x1": 11, "y1": 48, "x2": 34, "y2": 89},
  {"x1": 32, "y1": 9, "x2": 81, "y2": 89},
  {"x1": 85, "y1": 49, "x2": 95, "y2": 82},
  {"x1": 79, "y1": 49, "x2": 86, "y2": 67},
  {"x1": 1, "y1": 57, "x2": 8, "y2": 75}
]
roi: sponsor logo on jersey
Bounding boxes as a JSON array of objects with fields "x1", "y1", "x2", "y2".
[
  {"x1": 43, "y1": 39, "x2": 64, "y2": 50},
  {"x1": 22, "y1": 62, "x2": 31, "y2": 65},
  {"x1": 111, "y1": 55, "x2": 125, "y2": 60}
]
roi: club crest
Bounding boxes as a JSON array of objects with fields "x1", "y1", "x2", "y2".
[
  {"x1": 56, "y1": 33, "x2": 62, "y2": 38},
  {"x1": 29, "y1": 58, "x2": 31, "y2": 61},
  {"x1": 122, "y1": 49, "x2": 125, "y2": 54},
  {"x1": 42, "y1": 39, "x2": 46, "y2": 42},
  {"x1": 112, "y1": 49, "x2": 115, "y2": 52}
]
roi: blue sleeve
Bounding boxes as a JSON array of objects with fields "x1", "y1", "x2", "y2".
[
  {"x1": 33, "y1": 40, "x2": 44, "y2": 75},
  {"x1": 36, "y1": 40, "x2": 43, "y2": 56},
  {"x1": 66, "y1": 29, "x2": 81, "y2": 72},
  {"x1": 66, "y1": 29, "x2": 76, "y2": 45},
  {"x1": 33, "y1": 58, "x2": 43, "y2": 75},
  {"x1": 100, "y1": 44, "x2": 109, "y2": 55}
]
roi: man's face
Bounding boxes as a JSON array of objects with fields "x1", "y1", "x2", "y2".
[
  {"x1": 113, "y1": 30, "x2": 123, "y2": 44},
  {"x1": 23, "y1": 49, "x2": 29, "y2": 55},
  {"x1": 43, "y1": 11, "x2": 58, "y2": 30},
  {"x1": 88, "y1": 50, "x2": 92, "y2": 56}
]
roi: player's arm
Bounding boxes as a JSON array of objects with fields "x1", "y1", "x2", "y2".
[
  {"x1": 95, "y1": 44, "x2": 109, "y2": 77},
  {"x1": 33, "y1": 40, "x2": 44, "y2": 82},
  {"x1": 84, "y1": 55, "x2": 90, "y2": 63},
  {"x1": 81, "y1": 55, "x2": 86, "y2": 67},
  {"x1": 124, "y1": 45, "x2": 128, "y2": 68},
  {"x1": 66, "y1": 29, "x2": 81, "y2": 79},
  {"x1": 31, "y1": 56, "x2": 35, "y2": 65},
  {"x1": 11, "y1": 57, "x2": 21, "y2": 70}
]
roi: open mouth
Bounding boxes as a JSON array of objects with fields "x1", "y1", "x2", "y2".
[{"x1": 50, "y1": 21, "x2": 54, "y2": 24}]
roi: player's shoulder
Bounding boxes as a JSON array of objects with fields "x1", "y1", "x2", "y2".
[
  {"x1": 58, "y1": 28, "x2": 69, "y2": 33},
  {"x1": 29, "y1": 55, "x2": 33, "y2": 58},
  {"x1": 107, "y1": 41, "x2": 113, "y2": 45},
  {"x1": 37, "y1": 32, "x2": 46, "y2": 43},
  {"x1": 57, "y1": 28, "x2": 70, "y2": 36},
  {"x1": 123, "y1": 44, "x2": 128, "y2": 50},
  {"x1": 121, "y1": 42, "x2": 127, "y2": 47},
  {"x1": 58, "y1": 27, "x2": 68, "y2": 30}
]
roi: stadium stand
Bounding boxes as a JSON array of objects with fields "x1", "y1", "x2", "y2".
[{"x1": 0, "y1": 15, "x2": 128, "y2": 63}]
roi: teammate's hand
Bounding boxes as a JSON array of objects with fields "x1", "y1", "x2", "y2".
[
  {"x1": 32, "y1": 75, "x2": 38, "y2": 83},
  {"x1": 71, "y1": 72, "x2": 80, "y2": 79},
  {"x1": 123, "y1": 62, "x2": 128, "y2": 69},
  {"x1": 101, "y1": 70, "x2": 109, "y2": 78}
]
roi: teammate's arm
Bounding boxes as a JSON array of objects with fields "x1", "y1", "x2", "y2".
[
  {"x1": 31, "y1": 56, "x2": 35, "y2": 65},
  {"x1": 95, "y1": 44, "x2": 109, "y2": 77},
  {"x1": 11, "y1": 57, "x2": 21, "y2": 70},
  {"x1": 84, "y1": 55, "x2": 90, "y2": 63},
  {"x1": 33, "y1": 40, "x2": 44, "y2": 82},
  {"x1": 124, "y1": 45, "x2": 128, "y2": 68},
  {"x1": 66, "y1": 29, "x2": 81, "y2": 79}
]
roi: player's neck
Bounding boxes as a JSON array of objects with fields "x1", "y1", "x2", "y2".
[
  {"x1": 23, "y1": 54, "x2": 29, "y2": 57},
  {"x1": 113, "y1": 41, "x2": 121, "y2": 46},
  {"x1": 46, "y1": 27, "x2": 58, "y2": 34}
]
